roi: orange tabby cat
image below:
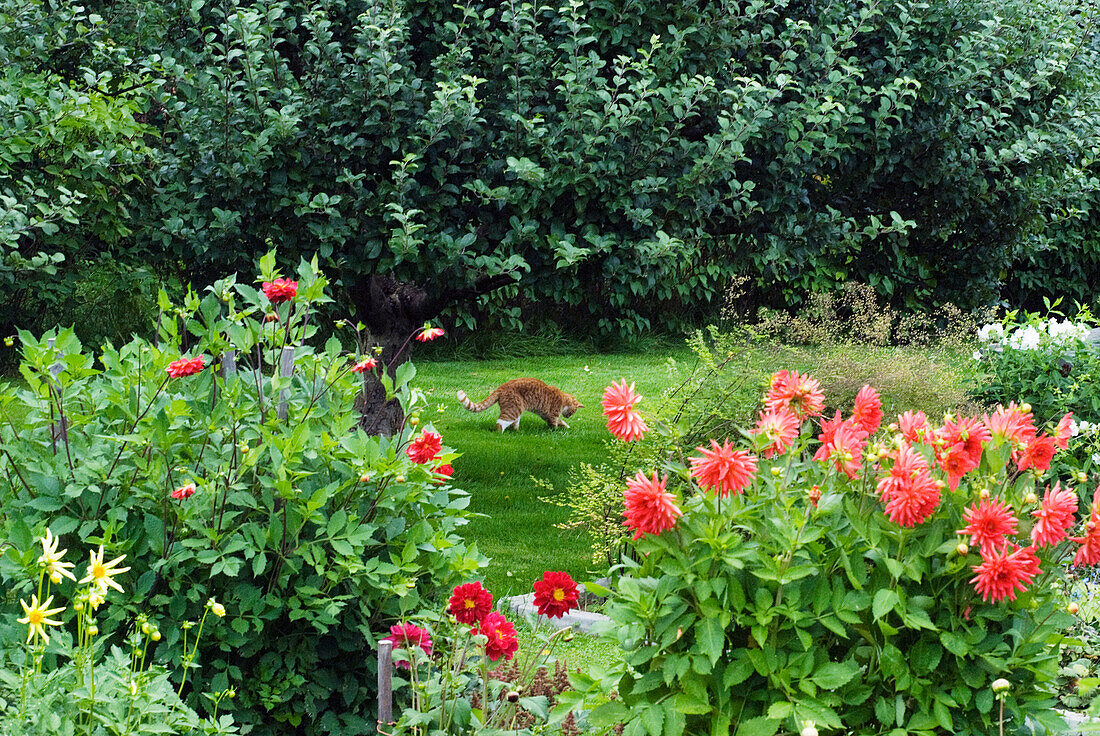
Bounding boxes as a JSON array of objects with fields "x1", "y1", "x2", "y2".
[{"x1": 457, "y1": 378, "x2": 583, "y2": 431}]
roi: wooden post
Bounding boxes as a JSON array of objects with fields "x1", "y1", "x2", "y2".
[
  {"x1": 276, "y1": 346, "x2": 294, "y2": 421},
  {"x1": 377, "y1": 640, "x2": 393, "y2": 732},
  {"x1": 221, "y1": 349, "x2": 237, "y2": 378}
]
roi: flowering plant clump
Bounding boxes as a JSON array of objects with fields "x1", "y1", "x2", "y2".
[
  {"x1": 0, "y1": 252, "x2": 479, "y2": 733},
  {"x1": 581, "y1": 372, "x2": 1088, "y2": 736},
  {"x1": 383, "y1": 576, "x2": 580, "y2": 735},
  {"x1": 0, "y1": 531, "x2": 236, "y2": 734}
]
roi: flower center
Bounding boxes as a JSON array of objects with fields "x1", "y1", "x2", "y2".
[
  {"x1": 92, "y1": 563, "x2": 106, "y2": 579},
  {"x1": 464, "y1": 599, "x2": 475, "y2": 609},
  {"x1": 552, "y1": 589, "x2": 565, "y2": 602},
  {"x1": 28, "y1": 611, "x2": 43, "y2": 625}
]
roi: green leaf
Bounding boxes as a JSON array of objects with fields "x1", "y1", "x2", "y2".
[
  {"x1": 811, "y1": 660, "x2": 860, "y2": 690},
  {"x1": 872, "y1": 589, "x2": 898, "y2": 620},
  {"x1": 696, "y1": 617, "x2": 724, "y2": 666},
  {"x1": 734, "y1": 715, "x2": 779, "y2": 736}
]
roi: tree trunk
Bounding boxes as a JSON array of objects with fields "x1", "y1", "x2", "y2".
[{"x1": 348, "y1": 275, "x2": 437, "y2": 437}]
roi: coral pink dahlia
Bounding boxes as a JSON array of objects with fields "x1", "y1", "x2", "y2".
[
  {"x1": 958, "y1": 497, "x2": 1018, "y2": 557},
  {"x1": 689, "y1": 439, "x2": 757, "y2": 497},
  {"x1": 1030, "y1": 482, "x2": 1078, "y2": 548},
  {"x1": 601, "y1": 380, "x2": 648, "y2": 442},
  {"x1": 623, "y1": 471, "x2": 681, "y2": 540}
]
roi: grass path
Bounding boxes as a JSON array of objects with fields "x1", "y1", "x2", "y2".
[{"x1": 414, "y1": 349, "x2": 697, "y2": 596}]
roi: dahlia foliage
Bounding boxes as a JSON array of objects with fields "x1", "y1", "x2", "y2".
[{"x1": 602, "y1": 373, "x2": 1096, "y2": 605}]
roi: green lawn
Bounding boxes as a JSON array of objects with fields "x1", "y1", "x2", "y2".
[{"x1": 414, "y1": 349, "x2": 699, "y2": 598}]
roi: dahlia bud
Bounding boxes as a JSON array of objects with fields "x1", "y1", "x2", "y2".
[
  {"x1": 141, "y1": 621, "x2": 154, "y2": 636},
  {"x1": 50, "y1": 571, "x2": 62, "y2": 584},
  {"x1": 808, "y1": 486, "x2": 821, "y2": 507},
  {"x1": 1077, "y1": 472, "x2": 1088, "y2": 484},
  {"x1": 956, "y1": 542, "x2": 969, "y2": 556},
  {"x1": 801, "y1": 722, "x2": 818, "y2": 736},
  {"x1": 979, "y1": 488, "x2": 990, "y2": 500},
  {"x1": 151, "y1": 629, "x2": 162, "y2": 641},
  {"x1": 991, "y1": 678, "x2": 1011, "y2": 694},
  {"x1": 87, "y1": 624, "x2": 99, "y2": 636},
  {"x1": 888, "y1": 422, "x2": 899, "y2": 432},
  {"x1": 506, "y1": 691, "x2": 520, "y2": 703},
  {"x1": 770, "y1": 467, "x2": 782, "y2": 477},
  {"x1": 1069, "y1": 602, "x2": 1080, "y2": 615},
  {"x1": 395, "y1": 475, "x2": 405, "y2": 483},
  {"x1": 1023, "y1": 492, "x2": 1037, "y2": 505},
  {"x1": 1020, "y1": 403, "x2": 1031, "y2": 414},
  {"x1": 359, "y1": 473, "x2": 371, "y2": 484},
  {"x1": 409, "y1": 416, "x2": 420, "y2": 427}
]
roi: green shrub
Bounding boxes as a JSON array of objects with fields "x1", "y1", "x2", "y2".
[
  {"x1": 574, "y1": 372, "x2": 1084, "y2": 735},
  {"x1": 0, "y1": 254, "x2": 483, "y2": 735}
]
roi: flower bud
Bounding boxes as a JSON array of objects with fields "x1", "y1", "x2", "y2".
[
  {"x1": 395, "y1": 475, "x2": 405, "y2": 484},
  {"x1": 991, "y1": 678, "x2": 1011, "y2": 693},
  {"x1": 359, "y1": 473, "x2": 371, "y2": 484},
  {"x1": 212, "y1": 602, "x2": 226, "y2": 618},
  {"x1": 506, "y1": 690, "x2": 520, "y2": 703},
  {"x1": 409, "y1": 416, "x2": 420, "y2": 427},
  {"x1": 50, "y1": 571, "x2": 62, "y2": 584},
  {"x1": 87, "y1": 624, "x2": 99, "y2": 636},
  {"x1": 979, "y1": 488, "x2": 990, "y2": 500},
  {"x1": 1020, "y1": 403, "x2": 1031, "y2": 414},
  {"x1": 141, "y1": 621, "x2": 154, "y2": 636},
  {"x1": 956, "y1": 542, "x2": 969, "y2": 556},
  {"x1": 808, "y1": 486, "x2": 821, "y2": 507},
  {"x1": 801, "y1": 722, "x2": 818, "y2": 736},
  {"x1": 74, "y1": 601, "x2": 84, "y2": 612},
  {"x1": 1077, "y1": 472, "x2": 1088, "y2": 484},
  {"x1": 227, "y1": 688, "x2": 236, "y2": 699},
  {"x1": 1069, "y1": 602, "x2": 1080, "y2": 614},
  {"x1": 770, "y1": 467, "x2": 782, "y2": 477},
  {"x1": 151, "y1": 629, "x2": 162, "y2": 641},
  {"x1": 3, "y1": 336, "x2": 13, "y2": 347},
  {"x1": 1023, "y1": 492, "x2": 1037, "y2": 505}
]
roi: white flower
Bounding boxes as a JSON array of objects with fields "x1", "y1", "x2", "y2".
[
  {"x1": 977, "y1": 323, "x2": 1003, "y2": 342},
  {"x1": 1092, "y1": 452, "x2": 1100, "y2": 465}
]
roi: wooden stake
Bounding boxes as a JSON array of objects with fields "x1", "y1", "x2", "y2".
[
  {"x1": 377, "y1": 639, "x2": 393, "y2": 731},
  {"x1": 277, "y1": 346, "x2": 294, "y2": 421}
]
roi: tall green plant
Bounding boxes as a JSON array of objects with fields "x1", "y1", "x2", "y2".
[{"x1": 0, "y1": 253, "x2": 483, "y2": 735}]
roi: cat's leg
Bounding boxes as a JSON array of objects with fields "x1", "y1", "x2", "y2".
[
  {"x1": 550, "y1": 414, "x2": 569, "y2": 429},
  {"x1": 497, "y1": 400, "x2": 521, "y2": 432}
]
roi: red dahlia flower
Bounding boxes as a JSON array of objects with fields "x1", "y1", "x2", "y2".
[
  {"x1": 878, "y1": 444, "x2": 941, "y2": 527},
  {"x1": 434, "y1": 463, "x2": 454, "y2": 482},
  {"x1": 262, "y1": 278, "x2": 298, "y2": 304},
  {"x1": 935, "y1": 415, "x2": 990, "y2": 467},
  {"x1": 986, "y1": 402, "x2": 1037, "y2": 447},
  {"x1": 384, "y1": 623, "x2": 433, "y2": 668},
  {"x1": 958, "y1": 497, "x2": 1018, "y2": 557},
  {"x1": 1055, "y1": 412, "x2": 1075, "y2": 450},
  {"x1": 476, "y1": 612, "x2": 519, "y2": 661},
  {"x1": 1016, "y1": 434, "x2": 1057, "y2": 473},
  {"x1": 416, "y1": 324, "x2": 445, "y2": 342},
  {"x1": 351, "y1": 356, "x2": 378, "y2": 373},
  {"x1": 532, "y1": 571, "x2": 579, "y2": 618},
  {"x1": 601, "y1": 380, "x2": 648, "y2": 442},
  {"x1": 753, "y1": 407, "x2": 801, "y2": 459},
  {"x1": 447, "y1": 582, "x2": 493, "y2": 625},
  {"x1": 623, "y1": 471, "x2": 681, "y2": 540},
  {"x1": 1030, "y1": 482, "x2": 1078, "y2": 548},
  {"x1": 896, "y1": 410, "x2": 931, "y2": 445},
  {"x1": 171, "y1": 483, "x2": 196, "y2": 500},
  {"x1": 764, "y1": 370, "x2": 825, "y2": 419},
  {"x1": 850, "y1": 385, "x2": 883, "y2": 435},
  {"x1": 970, "y1": 544, "x2": 1041, "y2": 603},
  {"x1": 406, "y1": 430, "x2": 442, "y2": 464},
  {"x1": 816, "y1": 421, "x2": 868, "y2": 479},
  {"x1": 1070, "y1": 487, "x2": 1100, "y2": 566},
  {"x1": 166, "y1": 356, "x2": 206, "y2": 378},
  {"x1": 689, "y1": 439, "x2": 757, "y2": 497}
]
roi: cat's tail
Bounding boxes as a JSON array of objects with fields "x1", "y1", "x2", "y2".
[{"x1": 457, "y1": 389, "x2": 498, "y2": 413}]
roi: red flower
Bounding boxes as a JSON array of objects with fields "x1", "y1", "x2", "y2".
[
  {"x1": 1055, "y1": 412, "x2": 1074, "y2": 450},
  {"x1": 406, "y1": 430, "x2": 442, "y2": 464},
  {"x1": 816, "y1": 421, "x2": 868, "y2": 479},
  {"x1": 532, "y1": 571, "x2": 579, "y2": 619},
  {"x1": 958, "y1": 498, "x2": 1018, "y2": 557},
  {"x1": 753, "y1": 407, "x2": 801, "y2": 459},
  {"x1": 601, "y1": 380, "x2": 648, "y2": 442},
  {"x1": 351, "y1": 356, "x2": 378, "y2": 373},
  {"x1": 1030, "y1": 482, "x2": 1078, "y2": 548},
  {"x1": 262, "y1": 278, "x2": 298, "y2": 304},
  {"x1": 1070, "y1": 487, "x2": 1100, "y2": 566},
  {"x1": 986, "y1": 403, "x2": 1036, "y2": 447},
  {"x1": 475, "y1": 612, "x2": 519, "y2": 661},
  {"x1": 384, "y1": 623, "x2": 433, "y2": 668},
  {"x1": 814, "y1": 411, "x2": 848, "y2": 455},
  {"x1": 764, "y1": 370, "x2": 825, "y2": 419},
  {"x1": 171, "y1": 483, "x2": 196, "y2": 500},
  {"x1": 623, "y1": 472, "x2": 681, "y2": 540},
  {"x1": 896, "y1": 410, "x2": 930, "y2": 445},
  {"x1": 938, "y1": 444, "x2": 976, "y2": 491},
  {"x1": 434, "y1": 463, "x2": 454, "y2": 482},
  {"x1": 935, "y1": 415, "x2": 990, "y2": 467},
  {"x1": 689, "y1": 439, "x2": 757, "y2": 497},
  {"x1": 851, "y1": 385, "x2": 883, "y2": 435},
  {"x1": 416, "y1": 324, "x2": 446, "y2": 342},
  {"x1": 878, "y1": 444, "x2": 941, "y2": 527},
  {"x1": 1017, "y1": 435, "x2": 1056, "y2": 473},
  {"x1": 970, "y1": 544, "x2": 1041, "y2": 602},
  {"x1": 166, "y1": 356, "x2": 206, "y2": 378},
  {"x1": 447, "y1": 582, "x2": 493, "y2": 625}
]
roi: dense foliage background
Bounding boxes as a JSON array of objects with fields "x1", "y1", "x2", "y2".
[{"x1": 2, "y1": 0, "x2": 1099, "y2": 347}]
